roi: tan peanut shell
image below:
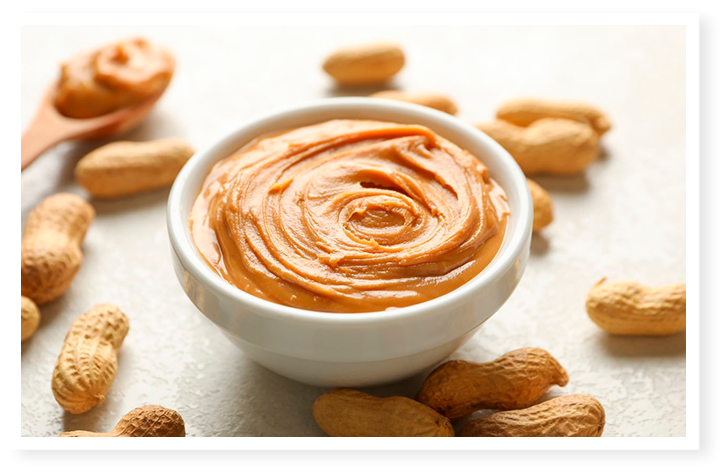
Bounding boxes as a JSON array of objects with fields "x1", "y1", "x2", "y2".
[
  {"x1": 460, "y1": 394, "x2": 605, "y2": 437},
  {"x1": 477, "y1": 118, "x2": 599, "y2": 175},
  {"x1": 527, "y1": 179, "x2": 553, "y2": 232},
  {"x1": 416, "y1": 347, "x2": 568, "y2": 419},
  {"x1": 323, "y1": 42, "x2": 405, "y2": 85},
  {"x1": 370, "y1": 90, "x2": 458, "y2": 115},
  {"x1": 21, "y1": 193, "x2": 95, "y2": 304},
  {"x1": 59, "y1": 405, "x2": 185, "y2": 437},
  {"x1": 586, "y1": 279, "x2": 686, "y2": 336},
  {"x1": 75, "y1": 138, "x2": 195, "y2": 199},
  {"x1": 313, "y1": 388, "x2": 454, "y2": 437},
  {"x1": 21, "y1": 296, "x2": 40, "y2": 342},
  {"x1": 496, "y1": 98, "x2": 612, "y2": 136},
  {"x1": 52, "y1": 304, "x2": 129, "y2": 414}
]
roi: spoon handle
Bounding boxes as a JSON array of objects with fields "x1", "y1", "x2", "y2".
[
  {"x1": 21, "y1": 120, "x2": 72, "y2": 171},
  {"x1": 21, "y1": 87, "x2": 163, "y2": 171},
  {"x1": 21, "y1": 97, "x2": 89, "y2": 171}
]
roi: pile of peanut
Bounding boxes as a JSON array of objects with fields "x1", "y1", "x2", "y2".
[
  {"x1": 20, "y1": 196, "x2": 186, "y2": 436},
  {"x1": 21, "y1": 126, "x2": 194, "y2": 436},
  {"x1": 20, "y1": 39, "x2": 686, "y2": 438},
  {"x1": 313, "y1": 348, "x2": 605, "y2": 437}
]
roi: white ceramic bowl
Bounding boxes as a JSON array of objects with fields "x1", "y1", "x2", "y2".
[{"x1": 167, "y1": 98, "x2": 532, "y2": 387}]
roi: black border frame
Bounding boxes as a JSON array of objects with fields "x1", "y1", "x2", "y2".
[{"x1": 8, "y1": 8, "x2": 720, "y2": 467}]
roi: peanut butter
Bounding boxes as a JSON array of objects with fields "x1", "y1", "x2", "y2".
[
  {"x1": 190, "y1": 120, "x2": 509, "y2": 313},
  {"x1": 54, "y1": 38, "x2": 174, "y2": 118}
]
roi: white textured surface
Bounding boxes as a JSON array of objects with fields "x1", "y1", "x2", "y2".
[{"x1": 21, "y1": 25, "x2": 686, "y2": 437}]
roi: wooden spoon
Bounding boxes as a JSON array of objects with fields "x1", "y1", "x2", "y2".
[{"x1": 21, "y1": 86, "x2": 163, "y2": 171}]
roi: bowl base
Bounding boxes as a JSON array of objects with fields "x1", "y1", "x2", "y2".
[{"x1": 219, "y1": 326, "x2": 482, "y2": 387}]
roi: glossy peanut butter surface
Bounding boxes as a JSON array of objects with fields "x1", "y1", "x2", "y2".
[
  {"x1": 190, "y1": 120, "x2": 509, "y2": 312},
  {"x1": 54, "y1": 38, "x2": 174, "y2": 118}
]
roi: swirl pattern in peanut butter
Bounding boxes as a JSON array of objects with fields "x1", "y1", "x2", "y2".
[{"x1": 191, "y1": 120, "x2": 508, "y2": 312}]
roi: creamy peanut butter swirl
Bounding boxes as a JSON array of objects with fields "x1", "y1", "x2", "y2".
[{"x1": 191, "y1": 120, "x2": 508, "y2": 312}]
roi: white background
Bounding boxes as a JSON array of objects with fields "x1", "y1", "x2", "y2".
[{"x1": 20, "y1": 24, "x2": 687, "y2": 438}]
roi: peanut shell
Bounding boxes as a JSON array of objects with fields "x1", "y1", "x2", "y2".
[
  {"x1": 417, "y1": 347, "x2": 569, "y2": 419},
  {"x1": 313, "y1": 388, "x2": 454, "y2": 437}
]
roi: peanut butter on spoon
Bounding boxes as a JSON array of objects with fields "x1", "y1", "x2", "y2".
[
  {"x1": 21, "y1": 38, "x2": 175, "y2": 171},
  {"x1": 54, "y1": 37, "x2": 175, "y2": 119}
]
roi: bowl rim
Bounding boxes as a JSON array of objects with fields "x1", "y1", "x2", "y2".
[{"x1": 167, "y1": 97, "x2": 532, "y2": 325}]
